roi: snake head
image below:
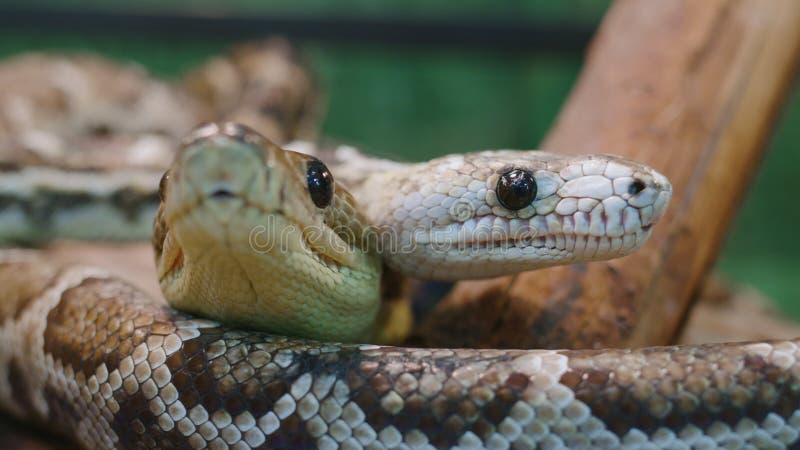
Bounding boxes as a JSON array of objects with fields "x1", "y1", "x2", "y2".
[
  {"x1": 154, "y1": 122, "x2": 381, "y2": 342},
  {"x1": 358, "y1": 151, "x2": 672, "y2": 280}
]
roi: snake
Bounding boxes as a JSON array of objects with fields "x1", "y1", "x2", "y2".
[{"x1": 0, "y1": 50, "x2": 799, "y2": 450}]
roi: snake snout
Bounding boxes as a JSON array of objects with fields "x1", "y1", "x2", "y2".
[
  {"x1": 180, "y1": 136, "x2": 268, "y2": 203},
  {"x1": 635, "y1": 168, "x2": 672, "y2": 225}
]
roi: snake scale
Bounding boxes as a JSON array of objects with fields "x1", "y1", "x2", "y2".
[{"x1": 0, "y1": 42, "x2": 798, "y2": 450}]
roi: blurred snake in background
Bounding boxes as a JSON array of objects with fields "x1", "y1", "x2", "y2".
[{"x1": 0, "y1": 39, "x2": 798, "y2": 450}]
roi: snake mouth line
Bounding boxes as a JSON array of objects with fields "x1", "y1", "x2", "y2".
[
  {"x1": 420, "y1": 205, "x2": 659, "y2": 256},
  {"x1": 166, "y1": 248, "x2": 184, "y2": 275},
  {"x1": 300, "y1": 233, "x2": 347, "y2": 270},
  {"x1": 158, "y1": 229, "x2": 185, "y2": 283},
  {"x1": 159, "y1": 248, "x2": 185, "y2": 283},
  {"x1": 454, "y1": 230, "x2": 648, "y2": 254}
]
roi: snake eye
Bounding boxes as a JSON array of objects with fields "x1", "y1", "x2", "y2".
[
  {"x1": 306, "y1": 159, "x2": 334, "y2": 208},
  {"x1": 496, "y1": 169, "x2": 537, "y2": 210},
  {"x1": 158, "y1": 170, "x2": 170, "y2": 202}
]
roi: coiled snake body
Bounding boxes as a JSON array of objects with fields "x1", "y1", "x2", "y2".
[{"x1": 0, "y1": 50, "x2": 798, "y2": 450}]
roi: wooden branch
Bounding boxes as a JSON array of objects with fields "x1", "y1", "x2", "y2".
[{"x1": 416, "y1": 0, "x2": 800, "y2": 349}]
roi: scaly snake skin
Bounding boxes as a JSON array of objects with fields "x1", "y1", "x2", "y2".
[
  {"x1": 0, "y1": 48, "x2": 797, "y2": 450},
  {"x1": 2, "y1": 259, "x2": 800, "y2": 449}
]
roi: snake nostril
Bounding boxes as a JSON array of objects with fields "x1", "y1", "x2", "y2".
[
  {"x1": 210, "y1": 189, "x2": 235, "y2": 199},
  {"x1": 628, "y1": 179, "x2": 646, "y2": 195}
]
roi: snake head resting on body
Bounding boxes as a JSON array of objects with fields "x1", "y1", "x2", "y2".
[{"x1": 156, "y1": 123, "x2": 672, "y2": 343}]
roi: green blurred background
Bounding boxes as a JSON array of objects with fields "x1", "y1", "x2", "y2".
[{"x1": 2, "y1": 1, "x2": 798, "y2": 316}]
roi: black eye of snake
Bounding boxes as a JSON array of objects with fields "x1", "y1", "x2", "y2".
[
  {"x1": 306, "y1": 159, "x2": 334, "y2": 208},
  {"x1": 496, "y1": 169, "x2": 537, "y2": 210}
]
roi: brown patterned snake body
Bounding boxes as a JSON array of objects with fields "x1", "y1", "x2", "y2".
[{"x1": 0, "y1": 50, "x2": 799, "y2": 450}]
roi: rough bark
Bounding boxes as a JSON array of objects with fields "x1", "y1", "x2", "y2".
[{"x1": 417, "y1": 0, "x2": 800, "y2": 349}]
